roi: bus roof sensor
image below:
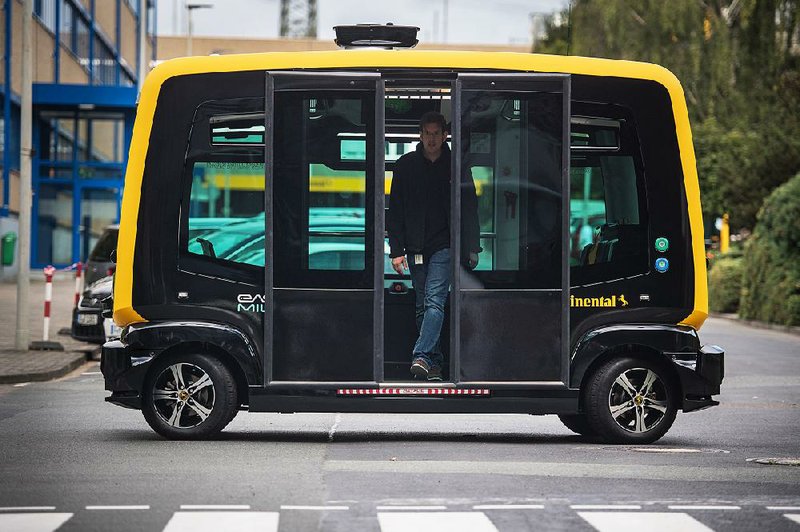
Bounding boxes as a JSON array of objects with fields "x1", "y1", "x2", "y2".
[{"x1": 333, "y1": 23, "x2": 419, "y2": 49}]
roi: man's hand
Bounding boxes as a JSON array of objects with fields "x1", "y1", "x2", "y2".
[
  {"x1": 391, "y1": 256, "x2": 408, "y2": 274},
  {"x1": 468, "y1": 251, "x2": 479, "y2": 270}
]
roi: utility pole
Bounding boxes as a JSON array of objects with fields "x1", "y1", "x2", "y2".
[
  {"x1": 442, "y1": 0, "x2": 448, "y2": 43},
  {"x1": 15, "y1": 0, "x2": 32, "y2": 350},
  {"x1": 279, "y1": 0, "x2": 317, "y2": 38},
  {"x1": 137, "y1": 0, "x2": 147, "y2": 94},
  {"x1": 186, "y1": 3, "x2": 213, "y2": 56}
]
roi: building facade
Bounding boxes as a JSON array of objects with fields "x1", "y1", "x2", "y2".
[{"x1": 0, "y1": 0, "x2": 155, "y2": 278}]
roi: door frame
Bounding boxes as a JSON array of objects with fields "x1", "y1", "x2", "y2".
[
  {"x1": 450, "y1": 73, "x2": 572, "y2": 387},
  {"x1": 263, "y1": 71, "x2": 386, "y2": 389}
]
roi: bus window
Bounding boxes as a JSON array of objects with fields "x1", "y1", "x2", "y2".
[
  {"x1": 181, "y1": 98, "x2": 266, "y2": 274},
  {"x1": 272, "y1": 90, "x2": 376, "y2": 289},
  {"x1": 568, "y1": 115, "x2": 648, "y2": 285},
  {"x1": 459, "y1": 91, "x2": 564, "y2": 290}
]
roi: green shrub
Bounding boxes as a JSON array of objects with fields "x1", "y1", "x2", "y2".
[
  {"x1": 708, "y1": 255, "x2": 743, "y2": 313},
  {"x1": 739, "y1": 173, "x2": 800, "y2": 326}
]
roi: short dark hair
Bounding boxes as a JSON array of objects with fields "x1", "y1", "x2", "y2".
[{"x1": 419, "y1": 111, "x2": 448, "y2": 133}]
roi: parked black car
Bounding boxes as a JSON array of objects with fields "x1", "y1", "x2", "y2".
[
  {"x1": 71, "y1": 275, "x2": 114, "y2": 344},
  {"x1": 85, "y1": 225, "x2": 119, "y2": 286}
]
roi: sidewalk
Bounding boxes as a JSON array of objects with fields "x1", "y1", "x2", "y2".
[{"x1": 0, "y1": 273, "x2": 99, "y2": 384}]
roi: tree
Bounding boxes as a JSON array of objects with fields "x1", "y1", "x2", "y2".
[{"x1": 535, "y1": 0, "x2": 800, "y2": 231}]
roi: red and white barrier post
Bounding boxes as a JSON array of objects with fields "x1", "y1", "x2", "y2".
[
  {"x1": 42, "y1": 265, "x2": 55, "y2": 341},
  {"x1": 29, "y1": 265, "x2": 64, "y2": 351},
  {"x1": 73, "y1": 262, "x2": 83, "y2": 308}
]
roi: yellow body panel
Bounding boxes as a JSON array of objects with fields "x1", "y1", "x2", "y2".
[{"x1": 114, "y1": 50, "x2": 707, "y2": 329}]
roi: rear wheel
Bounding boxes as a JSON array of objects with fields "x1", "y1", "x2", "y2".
[
  {"x1": 557, "y1": 414, "x2": 596, "y2": 437},
  {"x1": 142, "y1": 353, "x2": 238, "y2": 440},
  {"x1": 584, "y1": 356, "x2": 678, "y2": 444}
]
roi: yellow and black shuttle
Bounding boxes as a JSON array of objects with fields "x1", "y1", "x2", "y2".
[{"x1": 101, "y1": 24, "x2": 724, "y2": 443}]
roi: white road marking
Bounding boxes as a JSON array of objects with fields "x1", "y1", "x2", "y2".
[
  {"x1": 785, "y1": 514, "x2": 800, "y2": 525},
  {"x1": 0, "y1": 507, "x2": 56, "y2": 512},
  {"x1": 472, "y1": 505, "x2": 544, "y2": 510},
  {"x1": 328, "y1": 413, "x2": 342, "y2": 442},
  {"x1": 86, "y1": 505, "x2": 150, "y2": 510},
  {"x1": 378, "y1": 512, "x2": 498, "y2": 532},
  {"x1": 280, "y1": 505, "x2": 349, "y2": 510},
  {"x1": 376, "y1": 506, "x2": 448, "y2": 511},
  {"x1": 668, "y1": 505, "x2": 740, "y2": 510},
  {"x1": 179, "y1": 505, "x2": 250, "y2": 510},
  {"x1": 768, "y1": 506, "x2": 800, "y2": 511},
  {"x1": 571, "y1": 505, "x2": 642, "y2": 510},
  {"x1": 0, "y1": 513, "x2": 72, "y2": 532},
  {"x1": 13, "y1": 383, "x2": 30, "y2": 387},
  {"x1": 81, "y1": 372, "x2": 101, "y2": 376},
  {"x1": 579, "y1": 512, "x2": 714, "y2": 532},
  {"x1": 162, "y1": 511, "x2": 279, "y2": 532}
]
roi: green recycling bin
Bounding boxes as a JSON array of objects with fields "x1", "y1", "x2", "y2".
[{"x1": 2, "y1": 232, "x2": 17, "y2": 266}]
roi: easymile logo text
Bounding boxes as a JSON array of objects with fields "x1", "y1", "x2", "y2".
[{"x1": 237, "y1": 293, "x2": 266, "y2": 313}]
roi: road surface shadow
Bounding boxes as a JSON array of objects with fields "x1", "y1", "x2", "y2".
[{"x1": 101, "y1": 428, "x2": 597, "y2": 445}]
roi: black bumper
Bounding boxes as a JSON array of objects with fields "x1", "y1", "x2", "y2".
[
  {"x1": 671, "y1": 344, "x2": 725, "y2": 412},
  {"x1": 101, "y1": 339, "x2": 153, "y2": 410},
  {"x1": 71, "y1": 308, "x2": 105, "y2": 344}
]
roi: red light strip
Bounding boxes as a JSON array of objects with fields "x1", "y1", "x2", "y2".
[{"x1": 336, "y1": 388, "x2": 490, "y2": 396}]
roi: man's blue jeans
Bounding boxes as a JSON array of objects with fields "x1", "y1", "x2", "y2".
[{"x1": 408, "y1": 248, "x2": 450, "y2": 370}]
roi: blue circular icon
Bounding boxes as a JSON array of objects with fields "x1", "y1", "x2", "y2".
[{"x1": 654, "y1": 257, "x2": 669, "y2": 273}]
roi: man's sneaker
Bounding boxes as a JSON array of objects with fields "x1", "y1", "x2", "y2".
[
  {"x1": 410, "y1": 358, "x2": 430, "y2": 378},
  {"x1": 427, "y1": 366, "x2": 443, "y2": 382}
]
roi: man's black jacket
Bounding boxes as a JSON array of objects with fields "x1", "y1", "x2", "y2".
[{"x1": 387, "y1": 143, "x2": 481, "y2": 263}]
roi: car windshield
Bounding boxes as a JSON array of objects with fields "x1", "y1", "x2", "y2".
[{"x1": 88, "y1": 228, "x2": 119, "y2": 261}]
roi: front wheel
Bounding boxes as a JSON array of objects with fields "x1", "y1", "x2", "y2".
[
  {"x1": 584, "y1": 356, "x2": 678, "y2": 444},
  {"x1": 142, "y1": 353, "x2": 238, "y2": 440}
]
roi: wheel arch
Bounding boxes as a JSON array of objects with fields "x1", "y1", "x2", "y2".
[
  {"x1": 125, "y1": 320, "x2": 261, "y2": 394},
  {"x1": 148, "y1": 341, "x2": 250, "y2": 407},
  {"x1": 570, "y1": 324, "x2": 700, "y2": 409}
]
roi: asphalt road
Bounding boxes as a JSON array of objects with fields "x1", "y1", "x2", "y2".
[{"x1": 0, "y1": 317, "x2": 798, "y2": 531}]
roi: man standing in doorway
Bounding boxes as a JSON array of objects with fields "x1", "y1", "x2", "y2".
[{"x1": 387, "y1": 111, "x2": 481, "y2": 381}]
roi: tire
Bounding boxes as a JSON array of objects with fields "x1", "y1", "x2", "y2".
[
  {"x1": 584, "y1": 356, "x2": 678, "y2": 444},
  {"x1": 142, "y1": 352, "x2": 238, "y2": 440},
  {"x1": 558, "y1": 414, "x2": 596, "y2": 437}
]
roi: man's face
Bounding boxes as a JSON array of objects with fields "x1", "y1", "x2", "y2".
[{"x1": 420, "y1": 122, "x2": 446, "y2": 159}]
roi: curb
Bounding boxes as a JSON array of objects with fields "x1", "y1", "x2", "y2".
[
  {"x1": 0, "y1": 352, "x2": 90, "y2": 384},
  {"x1": 710, "y1": 313, "x2": 800, "y2": 337}
]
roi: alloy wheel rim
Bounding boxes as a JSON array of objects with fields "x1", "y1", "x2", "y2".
[
  {"x1": 608, "y1": 367, "x2": 669, "y2": 433},
  {"x1": 152, "y1": 362, "x2": 216, "y2": 429}
]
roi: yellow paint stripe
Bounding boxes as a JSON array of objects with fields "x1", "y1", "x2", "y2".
[{"x1": 116, "y1": 49, "x2": 706, "y2": 328}]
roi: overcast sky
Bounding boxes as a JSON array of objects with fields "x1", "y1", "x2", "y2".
[{"x1": 158, "y1": 0, "x2": 568, "y2": 45}]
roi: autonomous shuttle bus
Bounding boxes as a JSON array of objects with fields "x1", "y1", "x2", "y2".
[{"x1": 101, "y1": 25, "x2": 723, "y2": 443}]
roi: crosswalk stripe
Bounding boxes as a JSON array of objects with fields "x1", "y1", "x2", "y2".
[
  {"x1": 179, "y1": 505, "x2": 250, "y2": 510},
  {"x1": 280, "y1": 505, "x2": 350, "y2": 510},
  {"x1": 0, "y1": 513, "x2": 73, "y2": 532},
  {"x1": 785, "y1": 514, "x2": 800, "y2": 525},
  {"x1": 86, "y1": 505, "x2": 150, "y2": 510},
  {"x1": 572, "y1": 505, "x2": 641, "y2": 510},
  {"x1": 0, "y1": 507, "x2": 56, "y2": 512},
  {"x1": 376, "y1": 506, "x2": 448, "y2": 511},
  {"x1": 378, "y1": 512, "x2": 498, "y2": 532},
  {"x1": 162, "y1": 511, "x2": 279, "y2": 532},
  {"x1": 668, "y1": 505, "x2": 740, "y2": 510},
  {"x1": 473, "y1": 505, "x2": 544, "y2": 510},
  {"x1": 578, "y1": 512, "x2": 714, "y2": 532}
]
